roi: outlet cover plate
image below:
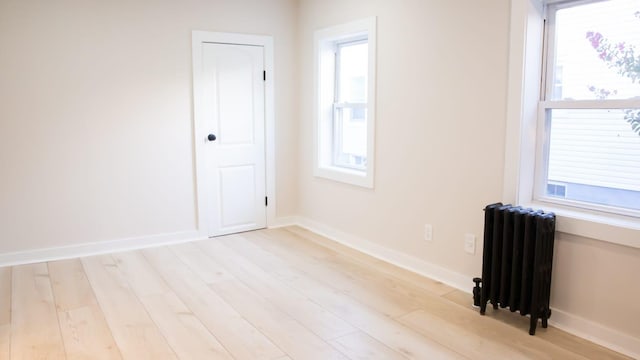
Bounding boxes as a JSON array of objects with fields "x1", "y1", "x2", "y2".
[
  {"x1": 424, "y1": 224, "x2": 433, "y2": 242},
  {"x1": 464, "y1": 233, "x2": 476, "y2": 254}
]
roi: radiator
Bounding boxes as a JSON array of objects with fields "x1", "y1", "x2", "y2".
[{"x1": 472, "y1": 203, "x2": 556, "y2": 335}]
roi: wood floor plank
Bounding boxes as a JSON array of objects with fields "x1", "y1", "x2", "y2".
[
  {"x1": 0, "y1": 267, "x2": 11, "y2": 360},
  {"x1": 442, "y1": 290, "x2": 632, "y2": 360},
  {"x1": 170, "y1": 242, "x2": 235, "y2": 284},
  {"x1": 209, "y1": 279, "x2": 349, "y2": 360},
  {"x1": 398, "y1": 310, "x2": 539, "y2": 360},
  {"x1": 249, "y1": 229, "x2": 420, "y2": 318},
  {"x1": 261, "y1": 229, "x2": 471, "y2": 328},
  {"x1": 81, "y1": 255, "x2": 177, "y2": 359},
  {"x1": 48, "y1": 259, "x2": 121, "y2": 360},
  {"x1": 57, "y1": 307, "x2": 122, "y2": 360},
  {"x1": 399, "y1": 309, "x2": 595, "y2": 360},
  {"x1": 11, "y1": 263, "x2": 66, "y2": 360},
  {"x1": 273, "y1": 227, "x2": 452, "y2": 301},
  {"x1": 278, "y1": 273, "x2": 466, "y2": 360},
  {"x1": 49, "y1": 259, "x2": 99, "y2": 311},
  {"x1": 387, "y1": 285, "x2": 591, "y2": 359},
  {"x1": 111, "y1": 251, "x2": 171, "y2": 297},
  {"x1": 139, "y1": 291, "x2": 234, "y2": 360},
  {"x1": 112, "y1": 250, "x2": 233, "y2": 359},
  {"x1": 190, "y1": 239, "x2": 356, "y2": 340},
  {"x1": 141, "y1": 246, "x2": 285, "y2": 360},
  {"x1": 285, "y1": 226, "x2": 455, "y2": 296},
  {"x1": 225, "y1": 233, "x2": 466, "y2": 360},
  {"x1": 327, "y1": 331, "x2": 407, "y2": 360},
  {"x1": 266, "y1": 228, "x2": 452, "y2": 315}
]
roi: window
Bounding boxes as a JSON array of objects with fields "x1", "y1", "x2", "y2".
[
  {"x1": 314, "y1": 18, "x2": 376, "y2": 188},
  {"x1": 539, "y1": 0, "x2": 640, "y2": 216},
  {"x1": 505, "y1": 0, "x2": 640, "y2": 246}
]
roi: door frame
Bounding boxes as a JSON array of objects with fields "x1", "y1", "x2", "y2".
[{"x1": 192, "y1": 31, "x2": 276, "y2": 237}]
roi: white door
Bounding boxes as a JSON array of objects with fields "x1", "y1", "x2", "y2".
[{"x1": 199, "y1": 42, "x2": 266, "y2": 237}]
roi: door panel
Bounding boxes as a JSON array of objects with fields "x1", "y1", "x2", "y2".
[
  {"x1": 201, "y1": 42, "x2": 266, "y2": 236},
  {"x1": 219, "y1": 165, "x2": 256, "y2": 228},
  {"x1": 216, "y1": 52, "x2": 255, "y2": 145}
]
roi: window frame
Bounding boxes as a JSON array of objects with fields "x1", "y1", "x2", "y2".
[
  {"x1": 504, "y1": 0, "x2": 640, "y2": 248},
  {"x1": 332, "y1": 103, "x2": 368, "y2": 171},
  {"x1": 535, "y1": 0, "x2": 640, "y2": 218},
  {"x1": 332, "y1": 37, "x2": 369, "y2": 171},
  {"x1": 313, "y1": 17, "x2": 376, "y2": 188}
]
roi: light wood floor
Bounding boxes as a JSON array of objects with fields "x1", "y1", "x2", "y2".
[{"x1": 0, "y1": 226, "x2": 630, "y2": 359}]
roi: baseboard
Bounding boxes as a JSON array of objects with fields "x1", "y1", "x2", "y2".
[
  {"x1": 292, "y1": 216, "x2": 639, "y2": 359},
  {"x1": 294, "y1": 217, "x2": 471, "y2": 293},
  {"x1": 0, "y1": 230, "x2": 203, "y2": 267},
  {"x1": 0, "y1": 215, "x2": 305, "y2": 267},
  {"x1": 269, "y1": 216, "x2": 302, "y2": 229},
  {"x1": 549, "y1": 309, "x2": 640, "y2": 359},
  {"x1": 0, "y1": 215, "x2": 304, "y2": 267}
]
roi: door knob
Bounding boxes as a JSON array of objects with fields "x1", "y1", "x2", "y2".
[{"x1": 207, "y1": 134, "x2": 217, "y2": 142}]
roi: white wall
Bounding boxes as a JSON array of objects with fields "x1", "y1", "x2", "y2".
[
  {"x1": 297, "y1": 0, "x2": 510, "y2": 281},
  {"x1": 296, "y1": 0, "x2": 640, "y2": 354},
  {"x1": 551, "y1": 233, "x2": 640, "y2": 341},
  {"x1": 0, "y1": 0, "x2": 299, "y2": 253}
]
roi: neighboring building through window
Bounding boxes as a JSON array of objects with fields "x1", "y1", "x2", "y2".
[{"x1": 314, "y1": 18, "x2": 376, "y2": 188}]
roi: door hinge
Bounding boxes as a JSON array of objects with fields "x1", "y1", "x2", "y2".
[
  {"x1": 265, "y1": 196, "x2": 268, "y2": 206},
  {"x1": 263, "y1": 70, "x2": 266, "y2": 81}
]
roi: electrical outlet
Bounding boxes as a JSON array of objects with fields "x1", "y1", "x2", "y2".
[
  {"x1": 464, "y1": 233, "x2": 476, "y2": 254},
  {"x1": 424, "y1": 224, "x2": 433, "y2": 242}
]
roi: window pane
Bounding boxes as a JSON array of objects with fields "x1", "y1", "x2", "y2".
[
  {"x1": 551, "y1": 0, "x2": 640, "y2": 100},
  {"x1": 546, "y1": 108, "x2": 640, "y2": 211},
  {"x1": 333, "y1": 107, "x2": 367, "y2": 170},
  {"x1": 338, "y1": 41, "x2": 368, "y2": 103}
]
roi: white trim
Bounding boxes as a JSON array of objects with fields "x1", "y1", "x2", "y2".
[
  {"x1": 545, "y1": 0, "x2": 609, "y2": 8},
  {"x1": 191, "y1": 31, "x2": 276, "y2": 237},
  {"x1": 294, "y1": 216, "x2": 470, "y2": 292},
  {"x1": 314, "y1": 166, "x2": 373, "y2": 188},
  {"x1": 503, "y1": 0, "x2": 546, "y2": 205},
  {"x1": 268, "y1": 216, "x2": 301, "y2": 229},
  {"x1": 548, "y1": 309, "x2": 640, "y2": 359},
  {"x1": 0, "y1": 230, "x2": 203, "y2": 267},
  {"x1": 288, "y1": 216, "x2": 639, "y2": 358},
  {"x1": 521, "y1": 201, "x2": 640, "y2": 248},
  {"x1": 313, "y1": 17, "x2": 377, "y2": 189},
  {"x1": 541, "y1": 99, "x2": 640, "y2": 109},
  {"x1": 504, "y1": 0, "x2": 640, "y2": 247}
]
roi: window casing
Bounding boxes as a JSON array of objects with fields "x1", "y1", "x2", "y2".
[
  {"x1": 314, "y1": 18, "x2": 376, "y2": 188},
  {"x1": 537, "y1": 0, "x2": 640, "y2": 217},
  {"x1": 505, "y1": 0, "x2": 640, "y2": 248}
]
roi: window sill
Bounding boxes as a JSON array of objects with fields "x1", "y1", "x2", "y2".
[
  {"x1": 522, "y1": 201, "x2": 640, "y2": 249},
  {"x1": 314, "y1": 166, "x2": 373, "y2": 189}
]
